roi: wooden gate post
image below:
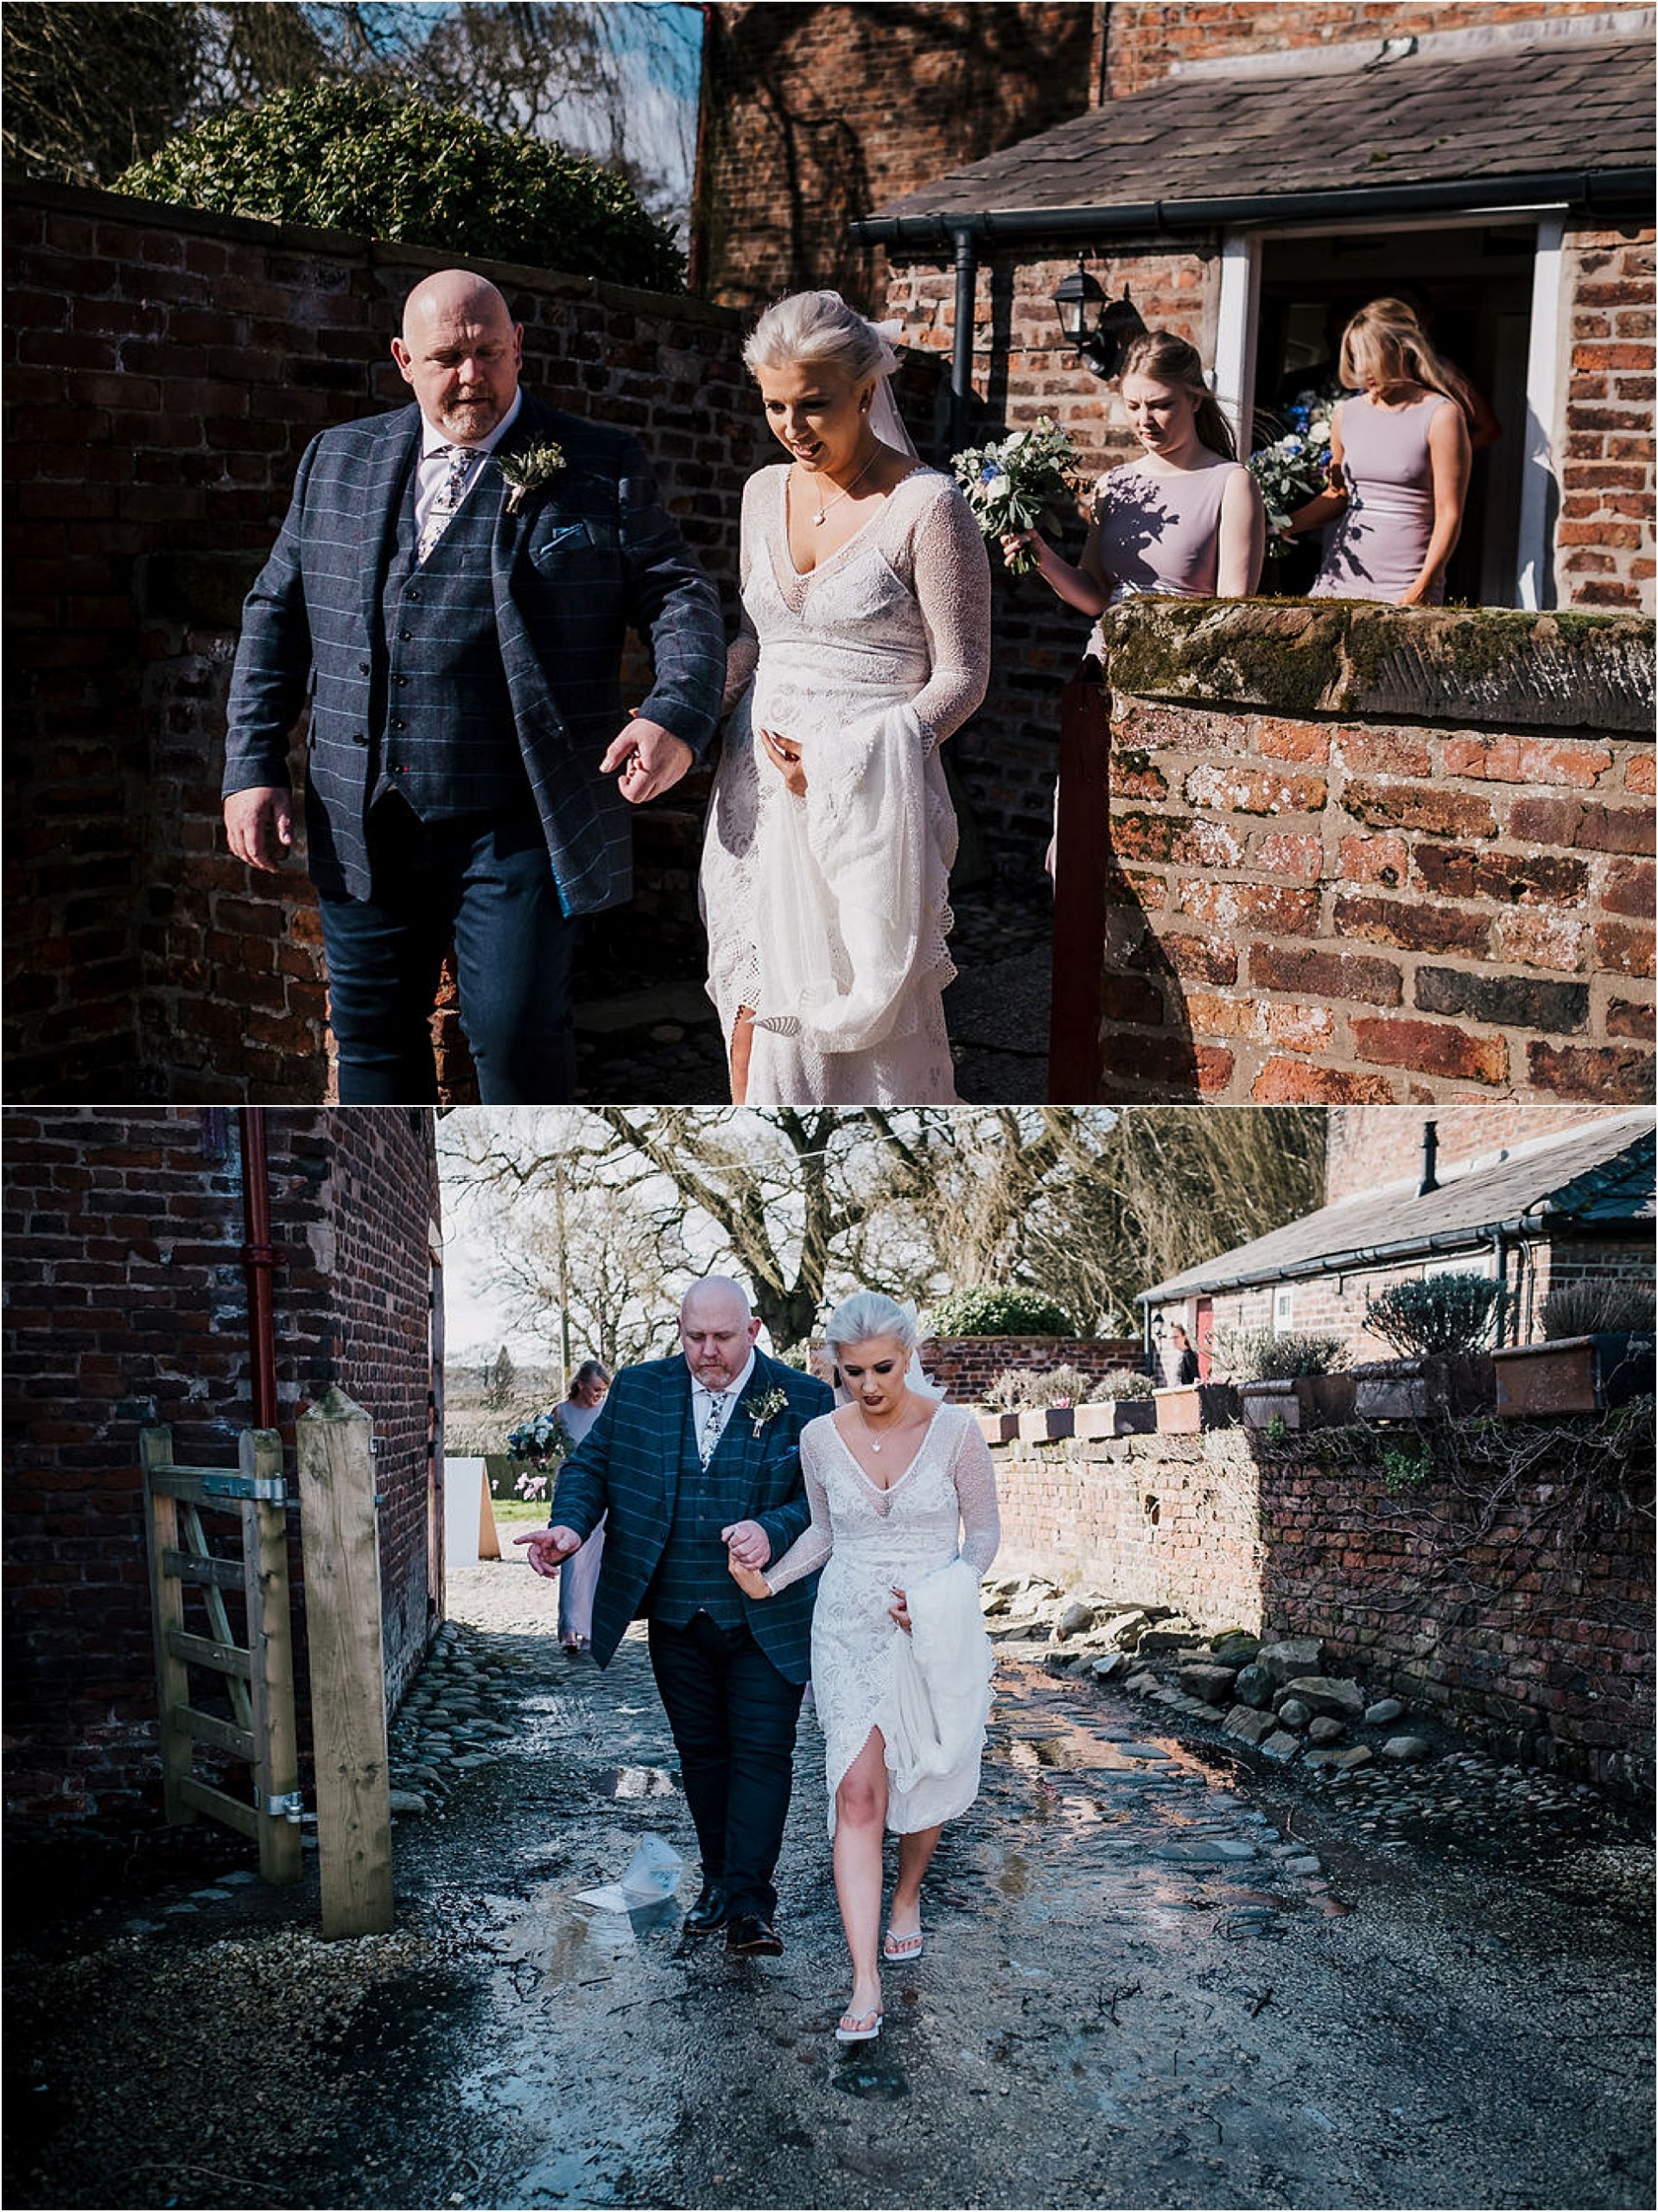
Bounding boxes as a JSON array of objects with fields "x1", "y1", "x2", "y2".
[
  {"x1": 241, "y1": 1427, "x2": 303, "y2": 1886},
  {"x1": 140, "y1": 1426, "x2": 194, "y2": 1827},
  {"x1": 296, "y1": 1387, "x2": 395, "y2": 1937}
]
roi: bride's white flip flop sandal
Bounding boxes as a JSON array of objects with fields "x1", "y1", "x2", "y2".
[
  {"x1": 835, "y1": 2006, "x2": 884, "y2": 2044},
  {"x1": 881, "y1": 1926, "x2": 924, "y2": 1961}
]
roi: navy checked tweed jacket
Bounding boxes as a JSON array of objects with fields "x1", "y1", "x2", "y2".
[
  {"x1": 549, "y1": 1350, "x2": 835, "y2": 1682},
  {"x1": 223, "y1": 392, "x2": 726, "y2": 912}
]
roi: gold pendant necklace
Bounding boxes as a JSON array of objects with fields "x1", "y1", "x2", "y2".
[{"x1": 805, "y1": 446, "x2": 880, "y2": 526}]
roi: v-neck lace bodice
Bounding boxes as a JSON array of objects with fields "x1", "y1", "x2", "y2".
[
  {"x1": 700, "y1": 465, "x2": 991, "y2": 1106},
  {"x1": 762, "y1": 1402, "x2": 1001, "y2": 1836}
]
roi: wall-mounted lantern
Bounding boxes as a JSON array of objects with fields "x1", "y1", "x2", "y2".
[{"x1": 1051, "y1": 258, "x2": 1147, "y2": 380}]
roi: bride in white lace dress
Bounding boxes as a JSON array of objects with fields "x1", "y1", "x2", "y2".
[
  {"x1": 702, "y1": 292, "x2": 992, "y2": 1105},
  {"x1": 728, "y1": 1293, "x2": 1000, "y2": 2044}
]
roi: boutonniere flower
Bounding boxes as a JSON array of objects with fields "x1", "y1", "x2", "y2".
[
  {"x1": 498, "y1": 440, "x2": 565, "y2": 515},
  {"x1": 741, "y1": 1386, "x2": 790, "y2": 1439}
]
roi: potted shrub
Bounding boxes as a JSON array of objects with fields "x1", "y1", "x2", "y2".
[
  {"x1": 1355, "y1": 1273, "x2": 1502, "y2": 1419},
  {"x1": 1008, "y1": 1363, "x2": 1091, "y2": 1443},
  {"x1": 1493, "y1": 1280, "x2": 1656, "y2": 1416},
  {"x1": 1218, "y1": 1328, "x2": 1350, "y2": 1432},
  {"x1": 1073, "y1": 1369, "x2": 1159, "y2": 1439},
  {"x1": 976, "y1": 1367, "x2": 1029, "y2": 1446}
]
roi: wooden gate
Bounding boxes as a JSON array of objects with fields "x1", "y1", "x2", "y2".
[{"x1": 140, "y1": 1425, "x2": 303, "y2": 1885}]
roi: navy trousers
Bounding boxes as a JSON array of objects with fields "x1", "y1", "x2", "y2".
[
  {"x1": 317, "y1": 794, "x2": 576, "y2": 1104},
  {"x1": 647, "y1": 1612, "x2": 805, "y2": 1923}
]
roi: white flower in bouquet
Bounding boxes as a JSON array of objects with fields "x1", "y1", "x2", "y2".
[{"x1": 951, "y1": 416, "x2": 1081, "y2": 575}]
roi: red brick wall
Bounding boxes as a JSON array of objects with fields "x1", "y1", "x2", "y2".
[
  {"x1": 923, "y1": 1335, "x2": 1144, "y2": 1402},
  {"x1": 3, "y1": 181, "x2": 755, "y2": 1103},
  {"x1": 991, "y1": 1428, "x2": 1655, "y2": 1789},
  {"x1": 1091, "y1": 647, "x2": 1655, "y2": 1105},
  {"x1": 1561, "y1": 226, "x2": 1657, "y2": 613},
  {"x1": 2, "y1": 1107, "x2": 440, "y2": 1829},
  {"x1": 695, "y1": 3, "x2": 1103, "y2": 312},
  {"x1": 1102, "y1": 3, "x2": 1626, "y2": 97},
  {"x1": 1324, "y1": 1103, "x2": 1636, "y2": 1202},
  {"x1": 994, "y1": 1433, "x2": 1265, "y2": 1629}
]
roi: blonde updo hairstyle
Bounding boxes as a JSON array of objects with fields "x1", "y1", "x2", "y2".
[
  {"x1": 1118, "y1": 329, "x2": 1237, "y2": 461},
  {"x1": 1339, "y1": 300, "x2": 1458, "y2": 403},
  {"x1": 823, "y1": 1291, "x2": 918, "y2": 1364},
  {"x1": 743, "y1": 289, "x2": 886, "y2": 389}
]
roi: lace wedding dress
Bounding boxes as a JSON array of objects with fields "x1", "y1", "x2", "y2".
[
  {"x1": 763, "y1": 1403, "x2": 1001, "y2": 1835},
  {"x1": 702, "y1": 465, "x2": 991, "y2": 1104}
]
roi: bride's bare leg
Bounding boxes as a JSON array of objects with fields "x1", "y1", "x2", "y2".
[
  {"x1": 888, "y1": 1823, "x2": 943, "y2": 1940},
  {"x1": 729, "y1": 1007, "x2": 755, "y2": 1106},
  {"x1": 832, "y1": 1727, "x2": 888, "y2": 2024}
]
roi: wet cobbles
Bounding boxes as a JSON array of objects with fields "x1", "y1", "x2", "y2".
[{"x1": 4, "y1": 1562, "x2": 1652, "y2": 2212}]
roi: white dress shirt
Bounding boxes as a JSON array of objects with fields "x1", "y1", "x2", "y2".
[
  {"x1": 412, "y1": 387, "x2": 524, "y2": 546},
  {"x1": 690, "y1": 1349, "x2": 758, "y2": 1463}
]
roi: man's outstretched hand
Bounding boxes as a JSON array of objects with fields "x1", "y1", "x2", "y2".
[{"x1": 515, "y1": 1525, "x2": 583, "y2": 1579}]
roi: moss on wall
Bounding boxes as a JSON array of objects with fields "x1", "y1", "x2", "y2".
[{"x1": 1096, "y1": 598, "x2": 1655, "y2": 734}]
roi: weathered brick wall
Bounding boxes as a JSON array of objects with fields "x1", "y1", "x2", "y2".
[
  {"x1": 923, "y1": 1335, "x2": 1144, "y2": 1402},
  {"x1": 991, "y1": 1427, "x2": 1655, "y2": 1790},
  {"x1": 1255, "y1": 1446, "x2": 1654, "y2": 1793},
  {"x1": 1560, "y1": 226, "x2": 1657, "y2": 613},
  {"x1": 695, "y1": 3, "x2": 1102, "y2": 312},
  {"x1": 1102, "y1": 2, "x2": 1628, "y2": 97},
  {"x1": 1087, "y1": 600, "x2": 1655, "y2": 1103},
  {"x1": 993, "y1": 1432, "x2": 1266, "y2": 1628},
  {"x1": 2, "y1": 1108, "x2": 440, "y2": 1829},
  {"x1": 1324, "y1": 1102, "x2": 1634, "y2": 1201},
  {"x1": 3, "y1": 181, "x2": 755, "y2": 1103}
]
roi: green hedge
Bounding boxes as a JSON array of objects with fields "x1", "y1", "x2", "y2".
[
  {"x1": 927, "y1": 1288, "x2": 1077, "y2": 1338},
  {"x1": 115, "y1": 80, "x2": 683, "y2": 291}
]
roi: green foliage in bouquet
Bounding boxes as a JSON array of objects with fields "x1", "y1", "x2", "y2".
[
  {"x1": 951, "y1": 417, "x2": 1081, "y2": 575},
  {"x1": 115, "y1": 80, "x2": 684, "y2": 291}
]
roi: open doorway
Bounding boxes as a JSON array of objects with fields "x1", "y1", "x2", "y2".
[{"x1": 1253, "y1": 220, "x2": 1537, "y2": 605}]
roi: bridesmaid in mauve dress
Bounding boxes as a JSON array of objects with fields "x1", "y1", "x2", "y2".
[
  {"x1": 1292, "y1": 299, "x2": 1472, "y2": 606},
  {"x1": 552, "y1": 1361, "x2": 610, "y2": 1652}
]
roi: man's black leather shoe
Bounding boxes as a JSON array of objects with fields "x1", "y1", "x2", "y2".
[
  {"x1": 683, "y1": 1883, "x2": 728, "y2": 1934},
  {"x1": 726, "y1": 1911, "x2": 784, "y2": 1956}
]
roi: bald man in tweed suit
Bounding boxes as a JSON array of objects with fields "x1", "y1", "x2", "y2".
[
  {"x1": 223, "y1": 269, "x2": 725, "y2": 1102},
  {"x1": 520, "y1": 1278, "x2": 834, "y2": 1958}
]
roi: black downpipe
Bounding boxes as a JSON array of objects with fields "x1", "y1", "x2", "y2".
[{"x1": 950, "y1": 223, "x2": 979, "y2": 454}]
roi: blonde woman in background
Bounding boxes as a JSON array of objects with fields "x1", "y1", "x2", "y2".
[{"x1": 1291, "y1": 299, "x2": 1472, "y2": 605}]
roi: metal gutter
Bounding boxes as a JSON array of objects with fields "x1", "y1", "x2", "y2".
[
  {"x1": 852, "y1": 167, "x2": 1655, "y2": 251},
  {"x1": 1136, "y1": 1204, "x2": 1616, "y2": 1306}
]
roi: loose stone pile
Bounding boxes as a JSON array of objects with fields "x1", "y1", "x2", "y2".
[
  {"x1": 386, "y1": 1622, "x2": 520, "y2": 1815},
  {"x1": 981, "y1": 1574, "x2": 1634, "y2": 1856}
]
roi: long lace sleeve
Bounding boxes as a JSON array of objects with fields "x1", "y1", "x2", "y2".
[
  {"x1": 721, "y1": 472, "x2": 765, "y2": 713},
  {"x1": 907, "y1": 482, "x2": 992, "y2": 747},
  {"x1": 760, "y1": 1440, "x2": 834, "y2": 1593},
  {"x1": 949, "y1": 1412, "x2": 1001, "y2": 1580}
]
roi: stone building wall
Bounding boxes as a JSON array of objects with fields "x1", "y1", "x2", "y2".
[
  {"x1": 1560, "y1": 225, "x2": 1658, "y2": 613},
  {"x1": 992, "y1": 1427, "x2": 1655, "y2": 1790},
  {"x1": 2, "y1": 1108, "x2": 441, "y2": 1829},
  {"x1": 1081, "y1": 600, "x2": 1654, "y2": 1104},
  {"x1": 3, "y1": 181, "x2": 755, "y2": 1103}
]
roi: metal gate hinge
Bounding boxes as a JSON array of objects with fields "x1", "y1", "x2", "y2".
[
  {"x1": 261, "y1": 1789, "x2": 305, "y2": 1822},
  {"x1": 200, "y1": 1473, "x2": 289, "y2": 1504}
]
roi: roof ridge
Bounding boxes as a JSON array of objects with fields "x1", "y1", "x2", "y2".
[{"x1": 1164, "y1": 8, "x2": 1656, "y2": 86}]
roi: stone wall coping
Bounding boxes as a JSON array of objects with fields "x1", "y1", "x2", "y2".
[
  {"x1": 1095, "y1": 597, "x2": 1655, "y2": 735},
  {"x1": 9, "y1": 178, "x2": 746, "y2": 334}
]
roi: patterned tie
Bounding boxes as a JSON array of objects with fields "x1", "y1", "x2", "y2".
[
  {"x1": 698, "y1": 1390, "x2": 729, "y2": 1469},
  {"x1": 417, "y1": 445, "x2": 480, "y2": 563}
]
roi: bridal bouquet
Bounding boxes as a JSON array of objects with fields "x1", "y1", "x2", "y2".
[
  {"x1": 951, "y1": 416, "x2": 1081, "y2": 575},
  {"x1": 506, "y1": 1408, "x2": 572, "y2": 1471},
  {"x1": 1247, "y1": 388, "x2": 1338, "y2": 535}
]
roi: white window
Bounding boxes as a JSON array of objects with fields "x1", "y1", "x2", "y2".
[{"x1": 1272, "y1": 1285, "x2": 1295, "y2": 1334}]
